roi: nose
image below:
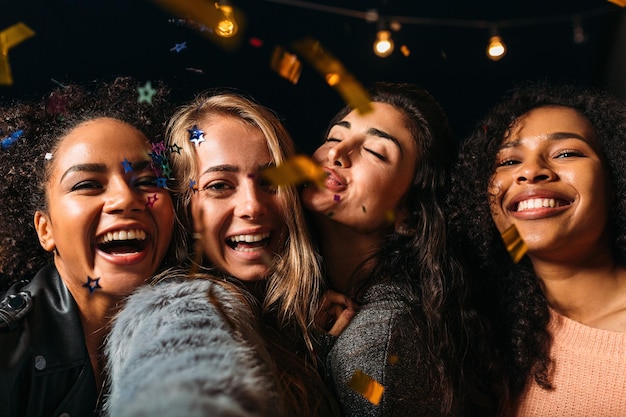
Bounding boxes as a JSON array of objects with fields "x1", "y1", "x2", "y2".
[
  {"x1": 103, "y1": 177, "x2": 146, "y2": 214},
  {"x1": 515, "y1": 157, "x2": 555, "y2": 184},
  {"x1": 233, "y1": 181, "x2": 267, "y2": 220},
  {"x1": 327, "y1": 141, "x2": 352, "y2": 168}
]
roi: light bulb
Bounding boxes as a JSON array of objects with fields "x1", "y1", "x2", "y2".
[
  {"x1": 373, "y1": 30, "x2": 394, "y2": 58},
  {"x1": 215, "y1": 3, "x2": 238, "y2": 38},
  {"x1": 487, "y1": 35, "x2": 506, "y2": 61}
]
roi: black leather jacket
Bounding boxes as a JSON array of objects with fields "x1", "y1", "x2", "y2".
[{"x1": 0, "y1": 264, "x2": 100, "y2": 417}]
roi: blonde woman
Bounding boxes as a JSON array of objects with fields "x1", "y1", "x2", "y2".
[{"x1": 105, "y1": 91, "x2": 338, "y2": 417}]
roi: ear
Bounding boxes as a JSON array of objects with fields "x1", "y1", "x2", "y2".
[
  {"x1": 393, "y1": 204, "x2": 414, "y2": 236},
  {"x1": 34, "y1": 211, "x2": 56, "y2": 252}
]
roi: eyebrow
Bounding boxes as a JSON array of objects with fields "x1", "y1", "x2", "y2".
[
  {"x1": 59, "y1": 159, "x2": 152, "y2": 183},
  {"x1": 501, "y1": 132, "x2": 589, "y2": 149},
  {"x1": 200, "y1": 162, "x2": 275, "y2": 177},
  {"x1": 333, "y1": 120, "x2": 405, "y2": 158}
]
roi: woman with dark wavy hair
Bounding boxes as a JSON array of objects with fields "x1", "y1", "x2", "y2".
[
  {"x1": 303, "y1": 82, "x2": 500, "y2": 416},
  {"x1": 450, "y1": 81, "x2": 626, "y2": 416}
]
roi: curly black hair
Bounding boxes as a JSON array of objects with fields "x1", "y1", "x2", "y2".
[
  {"x1": 448, "y1": 81, "x2": 626, "y2": 404},
  {"x1": 0, "y1": 76, "x2": 185, "y2": 289}
]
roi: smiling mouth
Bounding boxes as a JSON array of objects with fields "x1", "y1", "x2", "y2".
[
  {"x1": 96, "y1": 229, "x2": 148, "y2": 255},
  {"x1": 226, "y1": 232, "x2": 270, "y2": 252},
  {"x1": 514, "y1": 198, "x2": 571, "y2": 212}
]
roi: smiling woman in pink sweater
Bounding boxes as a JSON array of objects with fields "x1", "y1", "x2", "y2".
[{"x1": 450, "y1": 81, "x2": 626, "y2": 416}]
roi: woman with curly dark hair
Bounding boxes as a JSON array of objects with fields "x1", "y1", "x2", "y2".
[
  {"x1": 450, "y1": 81, "x2": 626, "y2": 416},
  {"x1": 302, "y1": 82, "x2": 501, "y2": 416},
  {"x1": 0, "y1": 77, "x2": 185, "y2": 416}
]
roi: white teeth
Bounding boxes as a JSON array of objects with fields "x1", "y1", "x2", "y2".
[
  {"x1": 517, "y1": 198, "x2": 557, "y2": 212},
  {"x1": 228, "y1": 232, "x2": 270, "y2": 243},
  {"x1": 98, "y1": 229, "x2": 147, "y2": 244}
]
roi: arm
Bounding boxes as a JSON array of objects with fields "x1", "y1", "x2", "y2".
[
  {"x1": 326, "y1": 293, "x2": 438, "y2": 417},
  {"x1": 104, "y1": 278, "x2": 281, "y2": 417}
]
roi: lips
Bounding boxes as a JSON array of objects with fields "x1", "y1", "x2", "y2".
[
  {"x1": 323, "y1": 168, "x2": 346, "y2": 192},
  {"x1": 96, "y1": 228, "x2": 149, "y2": 254}
]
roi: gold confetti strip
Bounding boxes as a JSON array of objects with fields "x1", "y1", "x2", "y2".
[
  {"x1": 151, "y1": 0, "x2": 243, "y2": 49},
  {"x1": 501, "y1": 224, "x2": 527, "y2": 264},
  {"x1": 291, "y1": 38, "x2": 372, "y2": 115},
  {"x1": 261, "y1": 155, "x2": 326, "y2": 187},
  {"x1": 608, "y1": 0, "x2": 626, "y2": 7},
  {"x1": 0, "y1": 23, "x2": 35, "y2": 85},
  {"x1": 270, "y1": 45, "x2": 302, "y2": 84},
  {"x1": 347, "y1": 369, "x2": 384, "y2": 406}
]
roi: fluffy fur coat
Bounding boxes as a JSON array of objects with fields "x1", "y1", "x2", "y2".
[{"x1": 104, "y1": 274, "x2": 281, "y2": 417}]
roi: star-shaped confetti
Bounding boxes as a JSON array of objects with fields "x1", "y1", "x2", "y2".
[
  {"x1": 156, "y1": 177, "x2": 167, "y2": 188},
  {"x1": 1, "y1": 129, "x2": 24, "y2": 150},
  {"x1": 121, "y1": 157, "x2": 133, "y2": 173},
  {"x1": 152, "y1": 141, "x2": 166, "y2": 154},
  {"x1": 347, "y1": 369, "x2": 384, "y2": 405},
  {"x1": 169, "y1": 143, "x2": 182, "y2": 154},
  {"x1": 161, "y1": 163, "x2": 172, "y2": 178},
  {"x1": 0, "y1": 23, "x2": 35, "y2": 85},
  {"x1": 189, "y1": 179, "x2": 198, "y2": 193},
  {"x1": 137, "y1": 81, "x2": 156, "y2": 104},
  {"x1": 170, "y1": 41, "x2": 187, "y2": 53},
  {"x1": 82, "y1": 276, "x2": 102, "y2": 294},
  {"x1": 188, "y1": 125, "x2": 205, "y2": 146},
  {"x1": 146, "y1": 193, "x2": 158, "y2": 207}
]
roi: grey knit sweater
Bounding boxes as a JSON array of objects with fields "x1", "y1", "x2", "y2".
[
  {"x1": 104, "y1": 277, "x2": 282, "y2": 417},
  {"x1": 324, "y1": 282, "x2": 441, "y2": 417}
]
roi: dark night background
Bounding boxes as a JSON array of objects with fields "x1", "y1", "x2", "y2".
[{"x1": 1, "y1": 0, "x2": 624, "y2": 153}]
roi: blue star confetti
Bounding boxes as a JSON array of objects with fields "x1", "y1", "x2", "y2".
[
  {"x1": 121, "y1": 157, "x2": 133, "y2": 173},
  {"x1": 188, "y1": 125, "x2": 205, "y2": 146},
  {"x1": 170, "y1": 41, "x2": 187, "y2": 53},
  {"x1": 1, "y1": 129, "x2": 24, "y2": 150}
]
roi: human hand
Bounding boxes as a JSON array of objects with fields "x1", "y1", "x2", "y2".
[{"x1": 315, "y1": 290, "x2": 357, "y2": 337}]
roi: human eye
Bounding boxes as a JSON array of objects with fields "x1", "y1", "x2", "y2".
[
  {"x1": 70, "y1": 180, "x2": 103, "y2": 193},
  {"x1": 134, "y1": 175, "x2": 160, "y2": 190},
  {"x1": 201, "y1": 180, "x2": 234, "y2": 195},
  {"x1": 325, "y1": 137, "x2": 340, "y2": 144},
  {"x1": 259, "y1": 176, "x2": 278, "y2": 194},
  {"x1": 555, "y1": 149, "x2": 584, "y2": 159},
  {"x1": 365, "y1": 147, "x2": 387, "y2": 161}
]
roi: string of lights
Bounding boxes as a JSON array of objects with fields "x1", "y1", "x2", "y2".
[{"x1": 257, "y1": 0, "x2": 621, "y2": 60}]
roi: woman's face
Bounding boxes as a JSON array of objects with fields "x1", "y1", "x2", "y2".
[
  {"x1": 302, "y1": 102, "x2": 418, "y2": 235},
  {"x1": 191, "y1": 115, "x2": 286, "y2": 281},
  {"x1": 489, "y1": 106, "x2": 612, "y2": 260},
  {"x1": 35, "y1": 118, "x2": 175, "y2": 298}
]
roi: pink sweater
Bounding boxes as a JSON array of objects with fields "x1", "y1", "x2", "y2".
[{"x1": 517, "y1": 309, "x2": 626, "y2": 416}]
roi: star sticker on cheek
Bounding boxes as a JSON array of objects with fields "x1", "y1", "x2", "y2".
[
  {"x1": 146, "y1": 193, "x2": 158, "y2": 207},
  {"x1": 121, "y1": 157, "x2": 133, "y2": 173},
  {"x1": 188, "y1": 125, "x2": 205, "y2": 146},
  {"x1": 82, "y1": 276, "x2": 102, "y2": 294},
  {"x1": 137, "y1": 81, "x2": 156, "y2": 104}
]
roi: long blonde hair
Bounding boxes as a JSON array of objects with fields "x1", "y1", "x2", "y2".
[{"x1": 166, "y1": 90, "x2": 324, "y2": 351}]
